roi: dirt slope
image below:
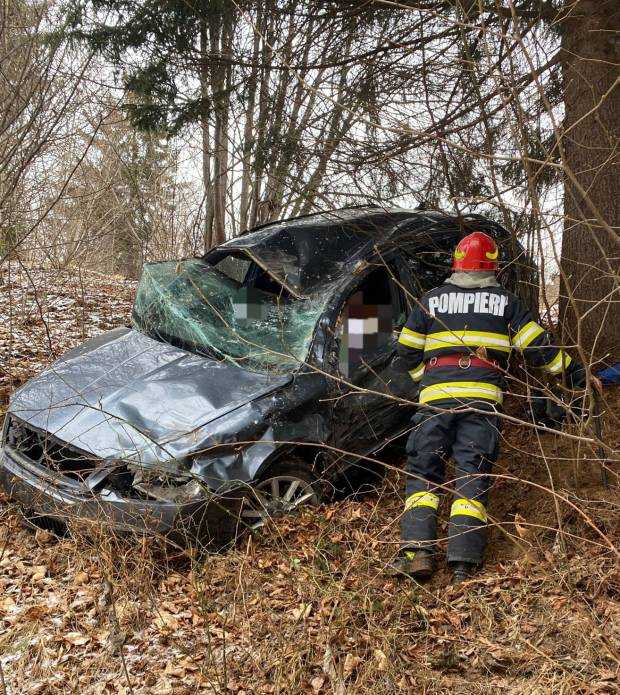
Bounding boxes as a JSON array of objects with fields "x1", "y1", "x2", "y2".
[{"x1": 0, "y1": 267, "x2": 618, "y2": 694}]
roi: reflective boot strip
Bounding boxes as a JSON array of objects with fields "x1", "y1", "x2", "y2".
[
  {"x1": 512, "y1": 320, "x2": 545, "y2": 350},
  {"x1": 399, "y1": 326, "x2": 426, "y2": 349},
  {"x1": 424, "y1": 330, "x2": 511, "y2": 354},
  {"x1": 408, "y1": 364, "x2": 425, "y2": 382},
  {"x1": 543, "y1": 349, "x2": 572, "y2": 374},
  {"x1": 450, "y1": 498, "x2": 487, "y2": 523},
  {"x1": 419, "y1": 381, "x2": 504, "y2": 404},
  {"x1": 405, "y1": 491, "x2": 440, "y2": 512}
]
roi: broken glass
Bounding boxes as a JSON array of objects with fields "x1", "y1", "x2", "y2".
[{"x1": 132, "y1": 259, "x2": 328, "y2": 374}]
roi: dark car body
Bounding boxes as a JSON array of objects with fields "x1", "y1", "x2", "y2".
[{"x1": 0, "y1": 206, "x2": 532, "y2": 546}]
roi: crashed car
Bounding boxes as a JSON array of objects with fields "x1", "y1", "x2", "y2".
[{"x1": 0, "y1": 206, "x2": 532, "y2": 547}]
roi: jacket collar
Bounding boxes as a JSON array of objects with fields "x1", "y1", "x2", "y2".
[{"x1": 446, "y1": 271, "x2": 500, "y2": 289}]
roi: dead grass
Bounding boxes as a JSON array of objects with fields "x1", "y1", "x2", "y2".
[{"x1": 0, "y1": 266, "x2": 618, "y2": 694}]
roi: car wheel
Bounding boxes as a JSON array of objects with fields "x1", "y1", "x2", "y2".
[{"x1": 239, "y1": 459, "x2": 321, "y2": 531}]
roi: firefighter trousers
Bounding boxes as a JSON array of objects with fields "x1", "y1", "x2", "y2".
[{"x1": 400, "y1": 406, "x2": 501, "y2": 564}]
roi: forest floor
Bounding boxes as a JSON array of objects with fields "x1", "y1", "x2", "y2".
[{"x1": 0, "y1": 266, "x2": 618, "y2": 694}]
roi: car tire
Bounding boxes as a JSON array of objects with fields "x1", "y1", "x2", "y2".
[{"x1": 237, "y1": 457, "x2": 322, "y2": 533}]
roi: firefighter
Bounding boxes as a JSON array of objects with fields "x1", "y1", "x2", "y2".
[{"x1": 390, "y1": 231, "x2": 600, "y2": 584}]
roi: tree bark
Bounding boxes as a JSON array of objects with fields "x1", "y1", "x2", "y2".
[
  {"x1": 200, "y1": 21, "x2": 214, "y2": 250},
  {"x1": 559, "y1": 0, "x2": 620, "y2": 367},
  {"x1": 238, "y1": 5, "x2": 262, "y2": 234},
  {"x1": 208, "y1": 14, "x2": 229, "y2": 249},
  {"x1": 249, "y1": 2, "x2": 275, "y2": 229}
]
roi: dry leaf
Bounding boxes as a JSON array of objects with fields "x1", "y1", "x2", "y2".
[
  {"x1": 373, "y1": 649, "x2": 388, "y2": 671},
  {"x1": 34, "y1": 528, "x2": 53, "y2": 546},
  {"x1": 22, "y1": 604, "x2": 48, "y2": 620},
  {"x1": 342, "y1": 653, "x2": 362, "y2": 679},
  {"x1": 322, "y1": 644, "x2": 335, "y2": 675},
  {"x1": 63, "y1": 631, "x2": 90, "y2": 646},
  {"x1": 310, "y1": 676, "x2": 325, "y2": 693},
  {"x1": 291, "y1": 603, "x2": 312, "y2": 621},
  {"x1": 31, "y1": 565, "x2": 47, "y2": 581},
  {"x1": 154, "y1": 611, "x2": 179, "y2": 632},
  {"x1": 514, "y1": 513, "x2": 528, "y2": 539},
  {"x1": 0, "y1": 596, "x2": 17, "y2": 614},
  {"x1": 74, "y1": 570, "x2": 89, "y2": 585}
]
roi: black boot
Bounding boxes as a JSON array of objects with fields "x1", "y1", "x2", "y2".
[
  {"x1": 450, "y1": 561, "x2": 476, "y2": 584},
  {"x1": 388, "y1": 549, "x2": 435, "y2": 581}
]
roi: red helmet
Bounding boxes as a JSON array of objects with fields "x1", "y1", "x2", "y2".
[{"x1": 452, "y1": 231, "x2": 499, "y2": 271}]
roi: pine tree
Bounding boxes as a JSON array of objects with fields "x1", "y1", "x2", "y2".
[{"x1": 558, "y1": 1, "x2": 619, "y2": 366}]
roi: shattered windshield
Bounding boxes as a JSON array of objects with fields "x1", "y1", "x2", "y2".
[{"x1": 132, "y1": 259, "x2": 327, "y2": 374}]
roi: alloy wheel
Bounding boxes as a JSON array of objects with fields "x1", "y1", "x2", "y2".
[{"x1": 240, "y1": 475, "x2": 319, "y2": 530}]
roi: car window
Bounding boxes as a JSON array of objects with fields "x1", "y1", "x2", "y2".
[{"x1": 337, "y1": 265, "x2": 404, "y2": 377}]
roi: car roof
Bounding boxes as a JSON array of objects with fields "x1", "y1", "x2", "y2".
[{"x1": 206, "y1": 205, "x2": 514, "y2": 298}]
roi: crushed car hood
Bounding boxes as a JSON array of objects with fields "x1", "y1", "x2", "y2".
[{"x1": 8, "y1": 327, "x2": 290, "y2": 461}]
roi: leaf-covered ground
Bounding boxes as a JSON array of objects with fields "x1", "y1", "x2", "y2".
[{"x1": 0, "y1": 266, "x2": 618, "y2": 694}]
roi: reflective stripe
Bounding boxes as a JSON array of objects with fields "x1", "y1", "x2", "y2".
[
  {"x1": 419, "y1": 381, "x2": 503, "y2": 404},
  {"x1": 543, "y1": 350, "x2": 572, "y2": 374},
  {"x1": 424, "y1": 330, "x2": 511, "y2": 353},
  {"x1": 512, "y1": 321, "x2": 545, "y2": 350},
  {"x1": 405, "y1": 491, "x2": 440, "y2": 512},
  {"x1": 409, "y1": 364, "x2": 425, "y2": 382},
  {"x1": 451, "y1": 498, "x2": 487, "y2": 523},
  {"x1": 399, "y1": 326, "x2": 426, "y2": 349}
]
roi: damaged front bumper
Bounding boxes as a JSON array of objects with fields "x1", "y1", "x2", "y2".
[{"x1": 0, "y1": 444, "x2": 246, "y2": 547}]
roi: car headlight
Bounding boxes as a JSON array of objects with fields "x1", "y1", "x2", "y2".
[{"x1": 131, "y1": 469, "x2": 210, "y2": 503}]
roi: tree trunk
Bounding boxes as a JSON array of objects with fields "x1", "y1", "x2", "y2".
[
  {"x1": 559, "y1": 0, "x2": 620, "y2": 367},
  {"x1": 249, "y1": 2, "x2": 274, "y2": 229},
  {"x1": 239, "y1": 5, "x2": 262, "y2": 234},
  {"x1": 200, "y1": 21, "x2": 215, "y2": 251},
  {"x1": 206, "y1": 12, "x2": 232, "y2": 249}
]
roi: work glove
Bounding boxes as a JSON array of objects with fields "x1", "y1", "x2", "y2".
[
  {"x1": 526, "y1": 389, "x2": 566, "y2": 427},
  {"x1": 530, "y1": 387, "x2": 601, "y2": 427},
  {"x1": 384, "y1": 360, "x2": 419, "y2": 400}
]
